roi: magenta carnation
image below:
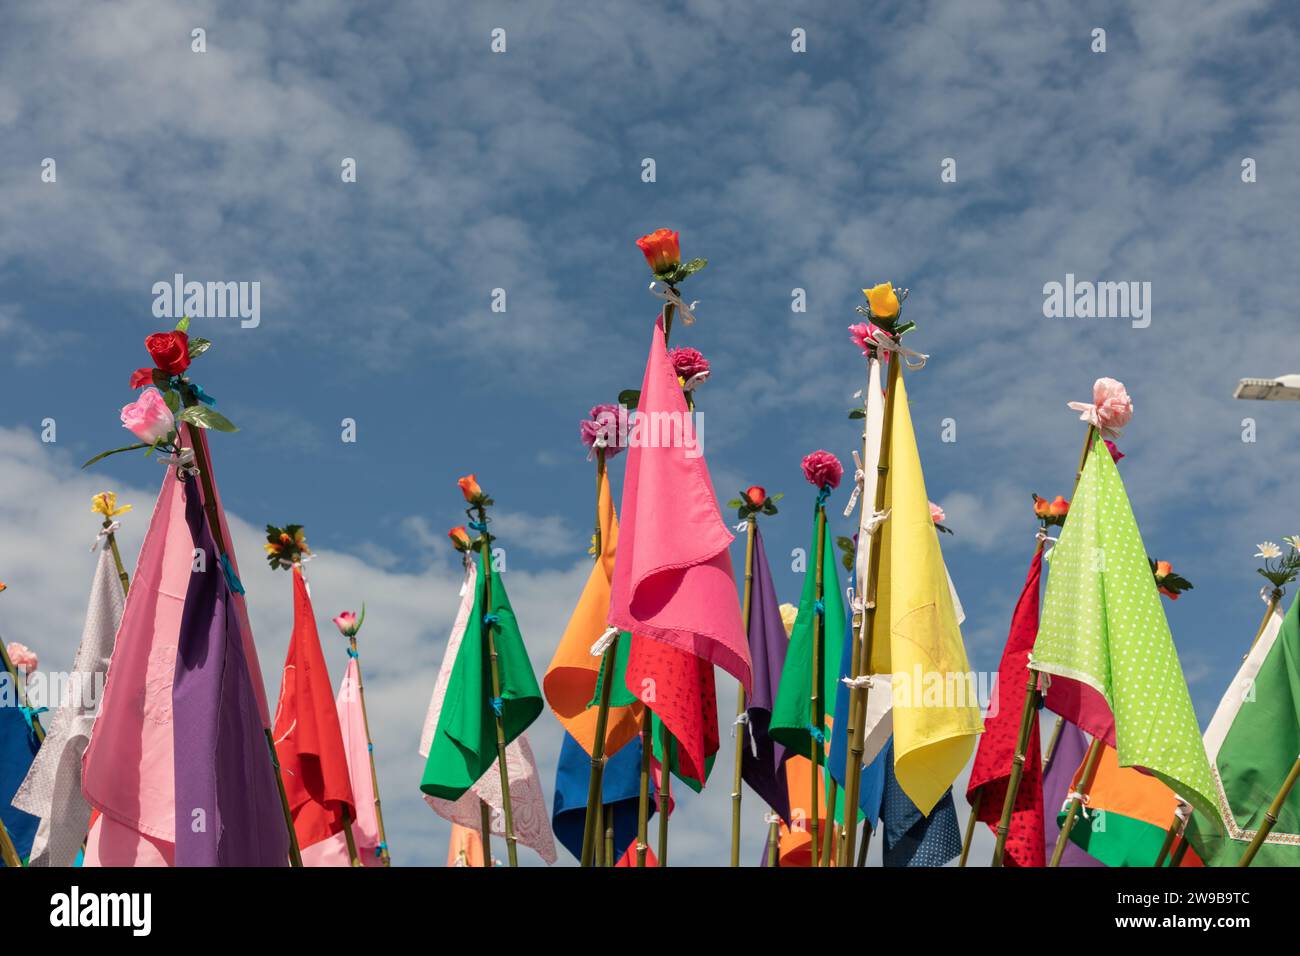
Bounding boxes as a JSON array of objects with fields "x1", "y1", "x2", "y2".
[
  {"x1": 801, "y1": 450, "x2": 843, "y2": 490},
  {"x1": 579, "y1": 403, "x2": 623, "y2": 458},
  {"x1": 667, "y1": 346, "x2": 710, "y2": 381}
]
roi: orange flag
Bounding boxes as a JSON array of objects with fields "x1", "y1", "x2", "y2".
[{"x1": 543, "y1": 467, "x2": 642, "y2": 757}]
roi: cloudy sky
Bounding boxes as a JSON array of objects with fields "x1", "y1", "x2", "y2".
[{"x1": 1, "y1": 0, "x2": 1298, "y2": 866}]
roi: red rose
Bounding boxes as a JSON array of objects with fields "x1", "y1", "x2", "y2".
[
  {"x1": 128, "y1": 367, "x2": 155, "y2": 389},
  {"x1": 745, "y1": 486, "x2": 766, "y2": 508},
  {"x1": 145, "y1": 331, "x2": 191, "y2": 376},
  {"x1": 635, "y1": 228, "x2": 680, "y2": 274}
]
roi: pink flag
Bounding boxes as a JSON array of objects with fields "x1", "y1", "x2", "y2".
[
  {"x1": 301, "y1": 657, "x2": 383, "y2": 867},
  {"x1": 609, "y1": 318, "x2": 749, "y2": 780}
]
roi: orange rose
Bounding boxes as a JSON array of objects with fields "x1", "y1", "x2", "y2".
[
  {"x1": 1033, "y1": 496, "x2": 1051, "y2": 519},
  {"x1": 745, "y1": 486, "x2": 766, "y2": 508},
  {"x1": 448, "y1": 526, "x2": 471, "y2": 551},
  {"x1": 1048, "y1": 496, "x2": 1070, "y2": 517},
  {"x1": 1155, "y1": 560, "x2": 1172, "y2": 579},
  {"x1": 458, "y1": 474, "x2": 482, "y2": 502},
  {"x1": 635, "y1": 228, "x2": 680, "y2": 274}
]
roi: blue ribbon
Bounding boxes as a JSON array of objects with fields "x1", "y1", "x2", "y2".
[
  {"x1": 468, "y1": 520, "x2": 489, "y2": 532},
  {"x1": 806, "y1": 724, "x2": 826, "y2": 744},
  {"x1": 816, "y1": 485, "x2": 832, "y2": 506},
  {"x1": 168, "y1": 376, "x2": 216, "y2": 406},
  {"x1": 490, "y1": 697, "x2": 504, "y2": 717},
  {"x1": 367, "y1": 742, "x2": 374, "y2": 753},
  {"x1": 483, "y1": 613, "x2": 499, "y2": 627},
  {"x1": 21, "y1": 705, "x2": 48, "y2": 737},
  {"x1": 220, "y1": 554, "x2": 245, "y2": 595},
  {"x1": 346, "y1": 647, "x2": 358, "y2": 658},
  {"x1": 374, "y1": 843, "x2": 388, "y2": 858},
  {"x1": 814, "y1": 599, "x2": 825, "y2": 617}
]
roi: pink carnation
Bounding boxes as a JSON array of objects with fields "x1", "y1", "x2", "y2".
[
  {"x1": 1104, "y1": 440, "x2": 1125, "y2": 463},
  {"x1": 848, "y1": 322, "x2": 889, "y2": 359},
  {"x1": 801, "y1": 450, "x2": 843, "y2": 490},
  {"x1": 667, "y1": 347, "x2": 710, "y2": 381},
  {"x1": 929, "y1": 501, "x2": 946, "y2": 524},
  {"x1": 6, "y1": 642, "x2": 37, "y2": 679},
  {"x1": 579, "y1": 404, "x2": 623, "y2": 458},
  {"x1": 1069, "y1": 377, "x2": 1133, "y2": 438}
]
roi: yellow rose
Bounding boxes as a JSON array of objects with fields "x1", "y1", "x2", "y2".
[
  {"x1": 779, "y1": 602, "x2": 799, "y2": 638},
  {"x1": 862, "y1": 282, "x2": 900, "y2": 319}
]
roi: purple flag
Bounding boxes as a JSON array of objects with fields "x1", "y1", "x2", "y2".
[
  {"x1": 1042, "y1": 718, "x2": 1104, "y2": 867},
  {"x1": 172, "y1": 476, "x2": 289, "y2": 866},
  {"x1": 740, "y1": 524, "x2": 791, "y2": 822}
]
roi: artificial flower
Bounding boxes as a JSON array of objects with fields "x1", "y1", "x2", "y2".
[
  {"x1": 745, "y1": 486, "x2": 767, "y2": 508},
  {"x1": 635, "y1": 228, "x2": 681, "y2": 274},
  {"x1": 0, "y1": 582, "x2": 6, "y2": 594},
  {"x1": 1033, "y1": 495, "x2": 1052, "y2": 520},
  {"x1": 848, "y1": 321, "x2": 891, "y2": 359},
  {"x1": 1151, "y1": 558, "x2": 1193, "y2": 600},
  {"x1": 145, "y1": 330, "x2": 191, "y2": 376},
  {"x1": 1256, "y1": 542, "x2": 1282, "y2": 560},
  {"x1": 1070, "y1": 377, "x2": 1133, "y2": 438},
  {"x1": 91, "y1": 492, "x2": 132, "y2": 518},
  {"x1": 1049, "y1": 496, "x2": 1070, "y2": 517},
  {"x1": 333, "y1": 608, "x2": 364, "y2": 638},
  {"x1": 6, "y1": 642, "x2": 37, "y2": 678},
  {"x1": 128, "y1": 367, "x2": 155, "y2": 389},
  {"x1": 449, "y1": 526, "x2": 472, "y2": 551},
  {"x1": 264, "y1": 524, "x2": 310, "y2": 570},
  {"x1": 1284, "y1": 536, "x2": 1300, "y2": 551},
  {"x1": 120, "y1": 388, "x2": 175, "y2": 445},
  {"x1": 779, "y1": 602, "x2": 799, "y2": 638},
  {"x1": 458, "y1": 474, "x2": 483, "y2": 502},
  {"x1": 668, "y1": 346, "x2": 710, "y2": 382},
  {"x1": 579, "y1": 404, "x2": 624, "y2": 458},
  {"x1": 862, "y1": 282, "x2": 900, "y2": 320},
  {"x1": 929, "y1": 502, "x2": 946, "y2": 525},
  {"x1": 801, "y1": 450, "x2": 844, "y2": 490},
  {"x1": 1105, "y1": 440, "x2": 1125, "y2": 463}
]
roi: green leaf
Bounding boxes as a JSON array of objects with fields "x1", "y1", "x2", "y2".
[
  {"x1": 679, "y1": 257, "x2": 707, "y2": 278},
  {"x1": 163, "y1": 389, "x2": 180, "y2": 413},
  {"x1": 770, "y1": 492, "x2": 784, "y2": 503},
  {"x1": 726, "y1": 498, "x2": 744, "y2": 509},
  {"x1": 175, "y1": 315, "x2": 191, "y2": 334},
  {"x1": 617, "y1": 388, "x2": 641, "y2": 410},
  {"x1": 82, "y1": 442, "x2": 150, "y2": 469},
  {"x1": 188, "y1": 337, "x2": 212, "y2": 358},
  {"x1": 178, "y1": 405, "x2": 238, "y2": 432},
  {"x1": 151, "y1": 369, "x2": 171, "y2": 388},
  {"x1": 848, "y1": 408, "x2": 866, "y2": 419}
]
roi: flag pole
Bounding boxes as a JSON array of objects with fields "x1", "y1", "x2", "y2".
[
  {"x1": 1050, "y1": 736, "x2": 1104, "y2": 867},
  {"x1": 0, "y1": 817, "x2": 21, "y2": 868},
  {"x1": 809, "y1": 500, "x2": 827, "y2": 867},
  {"x1": 730, "y1": 513, "x2": 757, "y2": 866},
  {"x1": 1042, "y1": 716, "x2": 1065, "y2": 770},
  {"x1": 479, "y1": 799, "x2": 493, "y2": 867},
  {"x1": 100, "y1": 517, "x2": 131, "y2": 596},
  {"x1": 474, "y1": 503, "x2": 519, "y2": 868},
  {"x1": 958, "y1": 789, "x2": 982, "y2": 867},
  {"x1": 991, "y1": 424, "x2": 1095, "y2": 867},
  {"x1": 603, "y1": 806, "x2": 615, "y2": 866},
  {"x1": 1155, "y1": 585, "x2": 1285, "y2": 866},
  {"x1": 635, "y1": 714, "x2": 651, "y2": 866},
  {"x1": 1239, "y1": 757, "x2": 1300, "y2": 866},
  {"x1": 176, "y1": 393, "x2": 302, "y2": 867},
  {"x1": 349, "y1": 631, "x2": 392, "y2": 865},
  {"x1": 657, "y1": 721, "x2": 672, "y2": 864},
  {"x1": 341, "y1": 808, "x2": 362, "y2": 866},
  {"x1": 580, "y1": 447, "x2": 619, "y2": 867},
  {"x1": 840, "y1": 353, "x2": 903, "y2": 866}
]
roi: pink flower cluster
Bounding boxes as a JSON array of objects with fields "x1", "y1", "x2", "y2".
[
  {"x1": 579, "y1": 404, "x2": 624, "y2": 458},
  {"x1": 6, "y1": 642, "x2": 37, "y2": 679},
  {"x1": 801, "y1": 450, "x2": 843, "y2": 490},
  {"x1": 848, "y1": 322, "x2": 890, "y2": 359},
  {"x1": 667, "y1": 346, "x2": 710, "y2": 381}
]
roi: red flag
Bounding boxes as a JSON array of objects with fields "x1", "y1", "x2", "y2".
[
  {"x1": 611, "y1": 317, "x2": 749, "y2": 782},
  {"x1": 272, "y1": 567, "x2": 356, "y2": 851},
  {"x1": 965, "y1": 548, "x2": 1046, "y2": 867}
]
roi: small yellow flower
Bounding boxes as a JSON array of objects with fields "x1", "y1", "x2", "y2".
[
  {"x1": 91, "y1": 492, "x2": 133, "y2": 518},
  {"x1": 779, "y1": 602, "x2": 798, "y2": 638},
  {"x1": 862, "y1": 282, "x2": 900, "y2": 319}
]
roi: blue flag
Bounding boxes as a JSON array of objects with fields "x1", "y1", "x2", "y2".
[
  {"x1": 551, "y1": 730, "x2": 653, "y2": 861},
  {"x1": 880, "y1": 738, "x2": 961, "y2": 867},
  {"x1": 1, "y1": 670, "x2": 41, "y2": 865}
]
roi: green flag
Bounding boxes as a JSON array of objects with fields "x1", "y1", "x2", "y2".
[
  {"x1": 1184, "y1": 594, "x2": 1300, "y2": 865},
  {"x1": 1033, "y1": 434, "x2": 1218, "y2": 824},
  {"x1": 769, "y1": 500, "x2": 844, "y2": 758},
  {"x1": 420, "y1": 551, "x2": 543, "y2": 801}
]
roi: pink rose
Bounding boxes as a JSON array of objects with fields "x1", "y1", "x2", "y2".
[
  {"x1": 1070, "y1": 378, "x2": 1133, "y2": 438},
  {"x1": 929, "y1": 501, "x2": 946, "y2": 524},
  {"x1": 120, "y1": 388, "x2": 175, "y2": 444},
  {"x1": 579, "y1": 403, "x2": 623, "y2": 458},
  {"x1": 801, "y1": 450, "x2": 843, "y2": 490},
  {"x1": 6, "y1": 642, "x2": 37, "y2": 680},
  {"x1": 333, "y1": 611, "x2": 361, "y2": 637},
  {"x1": 667, "y1": 347, "x2": 710, "y2": 382}
]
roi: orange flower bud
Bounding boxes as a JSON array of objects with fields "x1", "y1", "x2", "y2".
[
  {"x1": 1155, "y1": 560, "x2": 1172, "y2": 579},
  {"x1": 745, "y1": 486, "x2": 767, "y2": 508},
  {"x1": 1033, "y1": 496, "x2": 1051, "y2": 518},
  {"x1": 1048, "y1": 496, "x2": 1070, "y2": 517},
  {"x1": 448, "y1": 526, "x2": 471, "y2": 550},
  {"x1": 635, "y1": 228, "x2": 681, "y2": 274},
  {"x1": 458, "y1": 474, "x2": 482, "y2": 502}
]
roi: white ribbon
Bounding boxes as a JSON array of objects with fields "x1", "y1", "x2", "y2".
[
  {"x1": 590, "y1": 626, "x2": 619, "y2": 657},
  {"x1": 1067, "y1": 789, "x2": 1092, "y2": 817},
  {"x1": 585, "y1": 431, "x2": 609, "y2": 461},
  {"x1": 864, "y1": 508, "x2": 891, "y2": 536},
  {"x1": 763, "y1": 812, "x2": 782, "y2": 825},
  {"x1": 841, "y1": 674, "x2": 874, "y2": 690},
  {"x1": 843, "y1": 451, "x2": 866, "y2": 517},
  {"x1": 90, "y1": 521, "x2": 121, "y2": 551},
  {"x1": 1036, "y1": 528, "x2": 1058, "y2": 554},
  {"x1": 681, "y1": 371, "x2": 710, "y2": 391},
  {"x1": 159, "y1": 446, "x2": 198, "y2": 477},
  {"x1": 650, "y1": 281, "x2": 700, "y2": 326},
  {"x1": 852, "y1": 313, "x2": 928, "y2": 369},
  {"x1": 733, "y1": 520, "x2": 748, "y2": 533}
]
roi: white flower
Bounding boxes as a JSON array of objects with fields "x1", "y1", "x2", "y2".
[
  {"x1": 1256, "y1": 542, "x2": 1282, "y2": 560},
  {"x1": 1284, "y1": 536, "x2": 1300, "y2": 552}
]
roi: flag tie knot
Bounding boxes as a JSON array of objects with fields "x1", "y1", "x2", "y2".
[
  {"x1": 374, "y1": 842, "x2": 388, "y2": 858},
  {"x1": 20, "y1": 704, "x2": 48, "y2": 737},
  {"x1": 649, "y1": 281, "x2": 700, "y2": 326},
  {"x1": 170, "y1": 376, "x2": 217, "y2": 406},
  {"x1": 681, "y1": 370, "x2": 710, "y2": 391},
  {"x1": 590, "y1": 626, "x2": 619, "y2": 657},
  {"x1": 841, "y1": 674, "x2": 873, "y2": 690},
  {"x1": 806, "y1": 724, "x2": 826, "y2": 744},
  {"x1": 220, "y1": 554, "x2": 245, "y2": 595},
  {"x1": 851, "y1": 317, "x2": 929, "y2": 369},
  {"x1": 483, "y1": 613, "x2": 500, "y2": 627},
  {"x1": 813, "y1": 599, "x2": 825, "y2": 616},
  {"x1": 160, "y1": 446, "x2": 198, "y2": 478},
  {"x1": 468, "y1": 519, "x2": 489, "y2": 532},
  {"x1": 843, "y1": 451, "x2": 868, "y2": 516},
  {"x1": 816, "y1": 485, "x2": 832, "y2": 506},
  {"x1": 490, "y1": 696, "x2": 504, "y2": 717},
  {"x1": 91, "y1": 521, "x2": 122, "y2": 551},
  {"x1": 864, "y1": 508, "x2": 891, "y2": 535},
  {"x1": 346, "y1": 646, "x2": 358, "y2": 658}
]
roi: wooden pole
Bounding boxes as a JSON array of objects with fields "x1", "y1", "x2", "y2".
[
  {"x1": 580, "y1": 450, "x2": 620, "y2": 867},
  {"x1": 1050, "y1": 736, "x2": 1104, "y2": 867},
  {"x1": 1238, "y1": 755, "x2": 1300, "y2": 866},
  {"x1": 1042, "y1": 716, "x2": 1065, "y2": 771},
  {"x1": 1169, "y1": 834, "x2": 1191, "y2": 867},
  {"x1": 856, "y1": 820, "x2": 871, "y2": 866},
  {"x1": 635, "y1": 712, "x2": 651, "y2": 866},
  {"x1": 476, "y1": 513, "x2": 518, "y2": 867},
  {"x1": 604, "y1": 805, "x2": 615, "y2": 867},
  {"x1": 1153, "y1": 816, "x2": 1181, "y2": 867},
  {"x1": 820, "y1": 780, "x2": 837, "y2": 866},
  {"x1": 991, "y1": 641, "x2": 1043, "y2": 866},
  {"x1": 958, "y1": 788, "x2": 982, "y2": 867},
  {"x1": 479, "y1": 799, "x2": 492, "y2": 867},
  {"x1": 766, "y1": 819, "x2": 780, "y2": 867},
  {"x1": 349, "y1": 635, "x2": 391, "y2": 865},
  {"x1": 102, "y1": 519, "x2": 131, "y2": 597},
  {"x1": 657, "y1": 720, "x2": 671, "y2": 865},
  {"x1": 840, "y1": 354, "x2": 903, "y2": 866},
  {"x1": 593, "y1": 800, "x2": 605, "y2": 867},
  {"x1": 176, "y1": 392, "x2": 301, "y2": 867},
  {"x1": 0, "y1": 816, "x2": 21, "y2": 868},
  {"x1": 809, "y1": 502, "x2": 826, "y2": 867},
  {"x1": 731, "y1": 515, "x2": 757, "y2": 866},
  {"x1": 341, "y1": 808, "x2": 362, "y2": 867}
]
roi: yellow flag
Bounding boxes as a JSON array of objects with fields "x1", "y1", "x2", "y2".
[
  {"x1": 869, "y1": 373, "x2": 983, "y2": 814},
  {"x1": 542, "y1": 469, "x2": 643, "y2": 757}
]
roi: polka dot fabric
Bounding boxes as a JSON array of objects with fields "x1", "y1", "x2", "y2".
[{"x1": 1033, "y1": 435, "x2": 1218, "y2": 824}]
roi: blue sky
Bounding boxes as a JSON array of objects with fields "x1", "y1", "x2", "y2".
[{"x1": 2, "y1": 0, "x2": 1299, "y2": 866}]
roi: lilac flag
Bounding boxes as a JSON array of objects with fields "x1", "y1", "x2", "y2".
[
  {"x1": 172, "y1": 476, "x2": 289, "y2": 866},
  {"x1": 1042, "y1": 718, "x2": 1104, "y2": 867},
  {"x1": 739, "y1": 524, "x2": 791, "y2": 822}
]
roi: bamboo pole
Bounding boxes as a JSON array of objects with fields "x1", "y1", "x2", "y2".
[
  {"x1": 766, "y1": 819, "x2": 780, "y2": 867},
  {"x1": 101, "y1": 518, "x2": 131, "y2": 596},
  {"x1": 1050, "y1": 736, "x2": 1104, "y2": 867},
  {"x1": 341, "y1": 808, "x2": 362, "y2": 867},
  {"x1": 809, "y1": 502, "x2": 827, "y2": 867},
  {"x1": 1153, "y1": 816, "x2": 1181, "y2": 868},
  {"x1": 657, "y1": 721, "x2": 671, "y2": 865},
  {"x1": 991, "y1": 424, "x2": 1095, "y2": 867},
  {"x1": 730, "y1": 515, "x2": 758, "y2": 866},
  {"x1": 820, "y1": 780, "x2": 837, "y2": 865},
  {"x1": 580, "y1": 449, "x2": 619, "y2": 867},
  {"x1": 1169, "y1": 834, "x2": 1191, "y2": 867},
  {"x1": 479, "y1": 799, "x2": 492, "y2": 867},
  {"x1": 349, "y1": 634, "x2": 391, "y2": 865},
  {"x1": 476, "y1": 514, "x2": 518, "y2": 868},
  {"x1": 176, "y1": 392, "x2": 302, "y2": 867},
  {"x1": 0, "y1": 816, "x2": 21, "y2": 868},
  {"x1": 594, "y1": 801, "x2": 605, "y2": 867},
  {"x1": 840, "y1": 354, "x2": 903, "y2": 866},
  {"x1": 856, "y1": 821, "x2": 871, "y2": 866},
  {"x1": 958, "y1": 788, "x2": 982, "y2": 867},
  {"x1": 1238, "y1": 755, "x2": 1300, "y2": 866},
  {"x1": 1042, "y1": 716, "x2": 1065, "y2": 771},
  {"x1": 604, "y1": 805, "x2": 615, "y2": 867},
  {"x1": 636, "y1": 713, "x2": 651, "y2": 866}
]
